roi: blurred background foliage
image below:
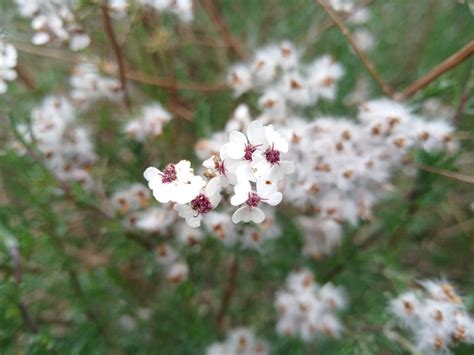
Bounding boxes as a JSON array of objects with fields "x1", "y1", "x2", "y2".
[{"x1": 0, "y1": 0, "x2": 473, "y2": 353}]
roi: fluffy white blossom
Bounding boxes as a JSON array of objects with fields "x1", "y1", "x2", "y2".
[
  {"x1": 0, "y1": 41, "x2": 18, "y2": 94},
  {"x1": 15, "y1": 0, "x2": 90, "y2": 51},
  {"x1": 140, "y1": 0, "x2": 193, "y2": 22},
  {"x1": 275, "y1": 269, "x2": 347, "y2": 340},
  {"x1": 70, "y1": 61, "x2": 122, "y2": 109},
  {"x1": 389, "y1": 279, "x2": 474, "y2": 354},
  {"x1": 124, "y1": 103, "x2": 172, "y2": 141},
  {"x1": 206, "y1": 327, "x2": 269, "y2": 355},
  {"x1": 14, "y1": 96, "x2": 96, "y2": 187},
  {"x1": 144, "y1": 160, "x2": 205, "y2": 204}
]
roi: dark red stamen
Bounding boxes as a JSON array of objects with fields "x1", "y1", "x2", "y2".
[
  {"x1": 244, "y1": 144, "x2": 257, "y2": 161},
  {"x1": 246, "y1": 192, "x2": 261, "y2": 207},
  {"x1": 191, "y1": 194, "x2": 213, "y2": 214},
  {"x1": 161, "y1": 164, "x2": 177, "y2": 183},
  {"x1": 264, "y1": 145, "x2": 281, "y2": 165}
]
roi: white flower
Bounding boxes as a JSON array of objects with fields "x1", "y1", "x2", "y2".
[
  {"x1": 307, "y1": 55, "x2": 345, "y2": 101},
  {"x1": 0, "y1": 41, "x2": 18, "y2": 94},
  {"x1": 166, "y1": 261, "x2": 189, "y2": 284},
  {"x1": 228, "y1": 64, "x2": 252, "y2": 96},
  {"x1": 202, "y1": 148, "x2": 236, "y2": 188},
  {"x1": 144, "y1": 160, "x2": 205, "y2": 204},
  {"x1": 174, "y1": 178, "x2": 221, "y2": 228},
  {"x1": 250, "y1": 124, "x2": 294, "y2": 181},
  {"x1": 124, "y1": 103, "x2": 172, "y2": 141},
  {"x1": 231, "y1": 179, "x2": 282, "y2": 224}
]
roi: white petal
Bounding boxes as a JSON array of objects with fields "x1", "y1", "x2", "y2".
[
  {"x1": 144, "y1": 167, "x2": 161, "y2": 182},
  {"x1": 247, "y1": 121, "x2": 266, "y2": 145},
  {"x1": 232, "y1": 206, "x2": 250, "y2": 223},
  {"x1": 229, "y1": 131, "x2": 247, "y2": 146},
  {"x1": 230, "y1": 181, "x2": 251, "y2": 206},
  {"x1": 265, "y1": 191, "x2": 282, "y2": 206},
  {"x1": 250, "y1": 207, "x2": 265, "y2": 223}
]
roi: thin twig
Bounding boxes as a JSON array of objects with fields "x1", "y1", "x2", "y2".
[
  {"x1": 15, "y1": 64, "x2": 37, "y2": 91},
  {"x1": 397, "y1": 41, "x2": 474, "y2": 100},
  {"x1": 201, "y1": 0, "x2": 247, "y2": 60},
  {"x1": 101, "y1": 3, "x2": 131, "y2": 110},
  {"x1": 416, "y1": 164, "x2": 474, "y2": 185},
  {"x1": 303, "y1": 0, "x2": 374, "y2": 48},
  {"x1": 116, "y1": 68, "x2": 227, "y2": 92},
  {"x1": 216, "y1": 255, "x2": 240, "y2": 332},
  {"x1": 315, "y1": 0, "x2": 395, "y2": 97},
  {"x1": 452, "y1": 61, "x2": 472, "y2": 124}
]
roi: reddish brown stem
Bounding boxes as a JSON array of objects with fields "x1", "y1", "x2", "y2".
[
  {"x1": 398, "y1": 41, "x2": 474, "y2": 99},
  {"x1": 201, "y1": 0, "x2": 247, "y2": 60},
  {"x1": 101, "y1": 3, "x2": 131, "y2": 110},
  {"x1": 315, "y1": 0, "x2": 395, "y2": 97},
  {"x1": 15, "y1": 64, "x2": 36, "y2": 91}
]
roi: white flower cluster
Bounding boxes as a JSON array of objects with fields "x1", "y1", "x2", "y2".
[
  {"x1": 124, "y1": 103, "x2": 172, "y2": 142},
  {"x1": 206, "y1": 327, "x2": 269, "y2": 355},
  {"x1": 224, "y1": 41, "x2": 457, "y2": 258},
  {"x1": 15, "y1": 96, "x2": 96, "y2": 187},
  {"x1": 0, "y1": 40, "x2": 18, "y2": 94},
  {"x1": 389, "y1": 279, "x2": 474, "y2": 354},
  {"x1": 144, "y1": 119, "x2": 294, "y2": 229},
  {"x1": 140, "y1": 0, "x2": 194, "y2": 22},
  {"x1": 70, "y1": 61, "x2": 122, "y2": 109},
  {"x1": 275, "y1": 269, "x2": 347, "y2": 340},
  {"x1": 15, "y1": 0, "x2": 90, "y2": 51},
  {"x1": 228, "y1": 40, "x2": 344, "y2": 106}
]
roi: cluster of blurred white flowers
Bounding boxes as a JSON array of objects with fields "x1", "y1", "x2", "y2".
[
  {"x1": 275, "y1": 269, "x2": 347, "y2": 340},
  {"x1": 0, "y1": 40, "x2": 18, "y2": 94},
  {"x1": 206, "y1": 327, "x2": 269, "y2": 355},
  {"x1": 220, "y1": 41, "x2": 458, "y2": 258},
  {"x1": 228, "y1": 40, "x2": 344, "y2": 105},
  {"x1": 124, "y1": 103, "x2": 172, "y2": 141},
  {"x1": 15, "y1": 0, "x2": 90, "y2": 51},
  {"x1": 389, "y1": 279, "x2": 474, "y2": 354},
  {"x1": 140, "y1": 0, "x2": 194, "y2": 22},
  {"x1": 106, "y1": 0, "x2": 194, "y2": 21},
  {"x1": 14, "y1": 96, "x2": 96, "y2": 187},
  {"x1": 70, "y1": 61, "x2": 122, "y2": 109}
]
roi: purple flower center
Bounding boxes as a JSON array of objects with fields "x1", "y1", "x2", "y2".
[
  {"x1": 264, "y1": 146, "x2": 280, "y2": 165},
  {"x1": 191, "y1": 194, "x2": 213, "y2": 214},
  {"x1": 244, "y1": 144, "x2": 257, "y2": 161},
  {"x1": 246, "y1": 192, "x2": 261, "y2": 207},
  {"x1": 161, "y1": 164, "x2": 177, "y2": 183}
]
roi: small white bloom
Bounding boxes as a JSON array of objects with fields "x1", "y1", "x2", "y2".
[
  {"x1": 144, "y1": 160, "x2": 205, "y2": 204},
  {"x1": 231, "y1": 179, "x2": 282, "y2": 224}
]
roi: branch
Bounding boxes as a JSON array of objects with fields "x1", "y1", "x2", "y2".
[
  {"x1": 397, "y1": 41, "x2": 474, "y2": 99},
  {"x1": 216, "y1": 255, "x2": 240, "y2": 332},
  {"x1": 201, "y1": 0, "x2": 247, "y2": 60},
  {"x1": 315, "y1": 0, "x2": 395, "y2": 97},
  {"x1": 304, "y1": 0, "x2": 374, "y2": 47},
  {"x1": 101, "y1": 3, "x2": 131, "y2": 110},
  {"x1": 416, "y1": 164, "x2": 474, "y2": 185},
  {"x1": 15, "y1": 64, "x2": 37, "y2": 91}
]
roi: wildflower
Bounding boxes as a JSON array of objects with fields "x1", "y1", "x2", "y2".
[
  {"x1": 174, "y1": 178, "x2": 221, "y2": 227},
  {"x1": 231, "y1": 179, "x2": 282, "y2": 223},
  {"x1": 389, "y1": 279, "x2": 474, "y2": 354},
  {"x1": 124, "y1": 103, "x2": 172, "y2": 141},
  {"x1": 144, "y1": 160, "x2": 205, "y2": 204},
  {"x1": 0, "y1": 41, "x2": 18, "y2": 94}
]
